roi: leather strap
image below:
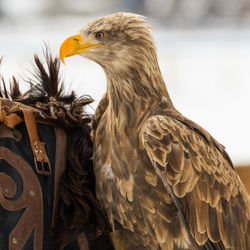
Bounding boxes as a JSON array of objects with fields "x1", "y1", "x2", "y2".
[
  {"x1": 0, "y1": 100, "x2": 23, "y2": 128},
  {"x1": 5, "y1": 113, "x2": 23, "y2": 128},
  {"x1": 0, "y1": 99, "x2": 52, "y2": 175},
  {"x1": 22, "y1": 109, "x2": 52, "y2": 176}
]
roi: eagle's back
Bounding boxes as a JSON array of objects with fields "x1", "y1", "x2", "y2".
[{"x1": 93, "y1": 97, "x2": 250, "y2": 250}]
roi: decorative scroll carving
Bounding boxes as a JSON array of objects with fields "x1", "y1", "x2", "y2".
[{"x1": 0, "y1": 146, "x2": 43, "y2": 250}]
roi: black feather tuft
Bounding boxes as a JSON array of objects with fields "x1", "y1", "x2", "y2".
[
  {"x1": 18, "y1": 46, "x2": 75, "y2": 105},
  {"x1": 10, "y1": 76, "x2": 22, "y2": 100}
]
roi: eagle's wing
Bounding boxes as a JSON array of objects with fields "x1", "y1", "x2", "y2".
[{"x1": 141, "y1": 115, "x2": 250, "y2": 249}]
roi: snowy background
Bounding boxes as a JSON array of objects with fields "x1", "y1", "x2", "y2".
[{"x1": 0, "y1": 0, "x2": 250, "y2": 165}]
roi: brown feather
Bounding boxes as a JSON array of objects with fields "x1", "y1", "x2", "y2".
[
  {"x1": 216, "y1": 211, "x2": 231, "y2": 248},
  {"x1": 206, "y1": 206, "x2": 220, "y2": 243},
  {"x1": 195, "y1": 200, "x2": 206, "y2": 235}
]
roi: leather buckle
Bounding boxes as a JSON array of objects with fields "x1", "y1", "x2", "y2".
[
  {"x1": 32, "y1": 141, "x2": 52, "y2": 176},
  {"x1": 22, "y1": 109, "x2": 52, "y2": 176}
]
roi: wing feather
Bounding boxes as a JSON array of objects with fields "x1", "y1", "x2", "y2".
[
  {"x1": 195, "y1": 200, "x2": 206, "y2": 234},
  {"x1": 142, "y1": 115, "x2": 250, "y2": 249}
]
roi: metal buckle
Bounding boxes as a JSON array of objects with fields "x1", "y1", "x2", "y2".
[{"x1": 34, "y1": 158, "x2": 52, "y2": 176}]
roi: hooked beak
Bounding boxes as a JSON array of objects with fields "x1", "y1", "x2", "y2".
[{"x1": 59, "y1": 34, "x2": 103, "y2": 64}]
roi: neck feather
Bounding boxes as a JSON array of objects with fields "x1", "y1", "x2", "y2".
[{"x1": 104, "y1": 52, "x2": 173, "y2": 117}]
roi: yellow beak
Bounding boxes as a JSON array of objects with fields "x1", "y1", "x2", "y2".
[{"x1": 59, "y1": 34, "x2": 103, "y2": 64}]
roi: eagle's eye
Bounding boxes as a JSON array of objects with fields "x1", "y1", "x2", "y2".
[{"x1": 95, "y1": 31, "x2": 105, "y2": 40}]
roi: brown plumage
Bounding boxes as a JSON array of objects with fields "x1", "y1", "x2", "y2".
[{"x1": 60, "y1": 13, "x2": 250, "y2": 249}]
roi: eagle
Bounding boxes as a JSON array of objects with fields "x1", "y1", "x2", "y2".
[{"x1": 59, "y1": 13, "x2": 250, "y2": 250}]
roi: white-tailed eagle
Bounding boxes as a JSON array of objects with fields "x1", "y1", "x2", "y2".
[{"x1": 60, "y1": 12, "x2": 250, "y2": 250}]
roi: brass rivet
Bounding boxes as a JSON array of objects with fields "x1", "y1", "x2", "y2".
[
  {"x1": 29, "y1": 190, "x2": 35, "y2": 196},
  {"x1": 12, "y1": 237, "x2": 18, "y2": 244}
]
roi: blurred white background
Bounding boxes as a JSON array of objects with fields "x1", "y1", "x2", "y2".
[{"x1": 0, "y1": 0, "x2": 250, "y2": 165}]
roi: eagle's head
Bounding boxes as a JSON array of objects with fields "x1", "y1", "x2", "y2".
[{"x1": 60, "y1": 12, "x2": 156, "y2": 71}]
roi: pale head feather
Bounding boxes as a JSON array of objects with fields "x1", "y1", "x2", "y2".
[
  {"x1": 79, "y1": 12, "x2": 156, "y2": 71},
  {"x1": 79, "y1": 12, "x2": 171, "y2": 107}
]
